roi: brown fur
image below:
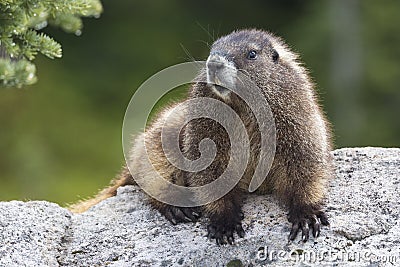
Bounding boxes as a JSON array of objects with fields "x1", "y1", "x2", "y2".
[
  {"x1": 69, "y1": 105, "x2": 188, "y2": 214},
  {"x1": 70, "y1": 29, "x2": 334, "y2": 244}
]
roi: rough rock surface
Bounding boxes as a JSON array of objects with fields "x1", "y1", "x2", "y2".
[{"x1": 0, "y1": 147, "x2": 399, "y2": 266}]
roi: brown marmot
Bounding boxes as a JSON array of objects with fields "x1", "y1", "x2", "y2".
[{"x1": 70, "y1": 29, "x2": 334, "y2": 245}]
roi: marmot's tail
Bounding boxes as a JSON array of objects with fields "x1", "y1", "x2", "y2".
[{"x1": 68, "y1": 166, "x2": 134, "y2": 213}]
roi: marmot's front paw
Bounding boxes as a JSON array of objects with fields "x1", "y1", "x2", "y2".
[
  {"x1": 207, "y1": 221, "x2": 245, "y2": 245},
  {"x1": 288, "y1": 209, "x2": 329, "y2": 242},
  {"x1": 160, "y1": 206, "x2": 200, "y2": 225}
]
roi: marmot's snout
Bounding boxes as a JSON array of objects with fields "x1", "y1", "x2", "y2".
[{"x1": 206, "y1": 52, "x2": 237, "y2": 98}]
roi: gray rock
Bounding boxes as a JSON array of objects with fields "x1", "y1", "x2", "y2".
[
  {"x1": 0, "y1": 147, "x2": 399, "y2": 266},
  {"x1": 0, "y1": 201, "x2": 71, "y2": 266}
]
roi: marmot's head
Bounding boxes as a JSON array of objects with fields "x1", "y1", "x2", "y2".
[{"x1": 206, "y1": 29, "x2": 303, "y2": 99}]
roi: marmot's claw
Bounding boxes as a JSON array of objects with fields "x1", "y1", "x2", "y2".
[
  {"x1": 318, "y1": 210, "x2": 330, "y2": 226},
  {"x1": 235, "y1": 223, "x2": 245, "y2": 238},
  {"x1": 181, "y1": 207, "x2": 200, "y2": 221},
  {"x1": 288, "y1": 210, "x2": 329, "y2": 242},
  {"x1": 238, "y1": 211, "x2": 244, "y2": 220},
  {"x1": 162, "y1": 206, "x2": 200, "y2": 225},
  {"x1": 207, "y1": 222, "x2": 245, "y2": 246},
  {"x1": 310, "y1": 214, "x2": 321, "y2": 238}
]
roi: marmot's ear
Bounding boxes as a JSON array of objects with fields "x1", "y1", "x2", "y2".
[{"x1": 272, "y1": 49, "x2": 279, "y2": 62}]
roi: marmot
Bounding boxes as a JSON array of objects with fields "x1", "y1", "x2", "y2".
[{"x1": 70, "y1": 29, "x2": 334, "y2": 245}]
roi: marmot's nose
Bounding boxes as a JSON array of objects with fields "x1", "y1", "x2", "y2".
[
  {"x1": 206, "y1": 52, "x2": 229, "y2": 72},
  {"x1": 207, "y1": 60, "x2": 224, "y2": 72}
]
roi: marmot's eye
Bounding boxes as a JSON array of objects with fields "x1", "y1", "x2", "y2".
[
  {"x1": 272, "y1": 49, "x2": 279, "y2": 62},
  {"x1": 247, "y1": 50, "x2": 257, "y2": 60}
]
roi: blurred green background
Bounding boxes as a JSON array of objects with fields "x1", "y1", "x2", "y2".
[{"x1": 1, "y1": 0, "x2": 399, "y2": 205}]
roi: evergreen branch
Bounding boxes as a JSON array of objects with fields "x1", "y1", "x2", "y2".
[
  {"x1": 49, "y1": 14, "x2": 82, "y2": 34},
  {"x1": 0, "y1": 58, "x2": 37, "y2": 88},
  {"x1": 0, "y1": 0, "x2": 103, "y2": 88},
  {"x1": 21, "y1": 29, "x2": 62, "y2": 60}
]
